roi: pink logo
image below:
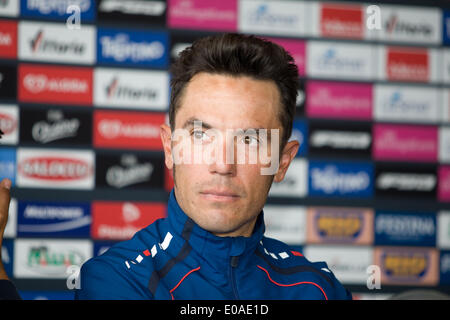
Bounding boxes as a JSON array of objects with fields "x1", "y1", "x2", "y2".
[
  {"x1": 306, "y1": 80, "x2": 372, "y2": 120},
  {"x1": 373, "y1": 124, "x2": 437, "y2": 162},
  {"x1": 268, "y1": 38, "x2": 306, "y2": 76},
  {"x1": 168, "y1": 0, "x2": 237, "y2": 31},
  {"x1": 438, "y1": 166, "x2": 450, "y2": 202}
]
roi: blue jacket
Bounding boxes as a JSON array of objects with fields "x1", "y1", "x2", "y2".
[{"x1": 75, "y1": 190, "x2": 352, "y2": 300}]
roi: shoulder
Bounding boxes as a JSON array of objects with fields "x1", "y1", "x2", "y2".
[
  {"x1": 257, "y1": 236, "x2": 353, "y2": 300},
  {"x1": 76, "y1": 220, "x2": 166, "y2": 299}
]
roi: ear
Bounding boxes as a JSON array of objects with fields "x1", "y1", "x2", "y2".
[
  {"x1": 160, "y1": 123, "x2": 173, "y2": 170},
  {"x1": 273, "y1": 140, "x2": 300, "y2": 183}
]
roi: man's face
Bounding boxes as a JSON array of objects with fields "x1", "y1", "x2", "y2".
[{"x1": 161, "y1": 72, "x2": 299, "y2": 237}]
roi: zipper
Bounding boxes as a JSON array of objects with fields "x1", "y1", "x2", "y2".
[{"x1": 229, "y1": 256, "x2": 240, "y2": 300}]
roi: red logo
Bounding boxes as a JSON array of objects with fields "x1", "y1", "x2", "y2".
[
  {"x1": 91, "y1": 201, "x2": 167, "y2": 240},
  {"x1": 18, "y1": 64, "x2": 93, "y2": 105},
  {"x1": 94, "y1": 110, "x2": 164, "y2": 150},
  {"x1": 320, "y1": 4, "x2": 363, "y2": 39},
  {"x1": 386, "y1": 47, "x2": 429, "y2": 82},
  {"x1": 0, "y1": 20, "x2": 17, "y2": 59},
  {"x1": 0, "y1": 112, "x2": 17, "y2": 135},
  {"x1": 18, "y1": 157, "x2": 92, "y2": 181}
]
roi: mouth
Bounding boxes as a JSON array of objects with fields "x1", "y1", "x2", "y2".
[{"x1": 199, "y1": 190, "x2": 241, "y2": 202}]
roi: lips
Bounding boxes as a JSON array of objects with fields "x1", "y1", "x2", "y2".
[{"x1": 199, "y1": 189, "x2": 241, "y2": 202}]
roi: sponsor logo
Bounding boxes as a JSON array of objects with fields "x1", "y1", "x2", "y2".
[
  {"x1": 18, "y1": 64, "x2": 93, "y2": 105},
  {"x1": 438, "y1": 166, "x2": 450, "y2": 202},
  {"x1": 373, "y1": 124, "x2": 437, "y2": 162},
  {"x1": 19, "y1": 21, "x2": 95, "y2": 64},
  {"x1": 374, "y1": 85, "x2": 440, "y2": 124},
  {"x1": 377, "y1": 173, "x2": 436, "y2": 192},
  {"x1": 20, "y1": 0, "x2": 95, "y2": 21},
  {"x1": 96, "y1": 153, "x2": 165, "y2": 189},
  {"x1": 97, "y1": 28, "x2": 168, "y2": 67},
  {"x1": 310, "y1": 131, "x2": 370, "y2": 150},
  {"x1": 0, "y1": 148, "x2": 16, "y2": 185},
  {"x1": 289, "y1": 119, "x2": 307, "y2": 156},
  {"x1": 375, "y1": 163, "x2": 437, "y2": 199},
  {"x1": 20, "y1": 108, "x2": 92, "y2": 146},
  {"x1": 440, "y1": 251, "x2": 450, "y2": 284},
  {"x1": 439, "y1": 127, "x2": 450, "y2": 163},
  {"x1": 438, "y1": 212, "x2": 450, "y2": 249},
  {"x1": 307, "y1": 41, "x2": 374, "y2": 80},
  {"x1": 0, "y1": 64, "x2": 17, "y2": 99},
  {"x1": 0, "y1": 20, "x2": 17, "y2": 59},
  {"x1": 308, "y1": 122, "x2": 372, "y2": 158},
  {"x1": 384, "y1": 47, "x2": 430, "y2": 82},
  {"x1": 14, "y1": 239, "x2": 92, "y2": 279},
  {"x1": 238, "y1": 0, "x2": 306, "y2": 36},
  {"x1": 94, "y1": 68, "x2": 168, "y2": 110},
  {"x1": 169, "y1": 0, "x2": 237, "y2": 31},
  {"x1": 0, "y1": 0, "x2": 19, "y2": 17},
  {"x1": 319, "y1": 3, "x2": 364, "y2": 39},
  {"x1": 267, "y1": 38, "x2": 305, "y2": 76},
  {"x1": 375, "y1": 212, "x2": 436, "y2": 247},
  {"x1": 308, "y1": 161, "x2": 373, "y2": 197},
  {"x1": 307, "y1": 207, "x2": 374, "y2": 245},
  {"x1": 375, "y1": 247, "x2": 439, "y2": 285},
  {"x1": 443, "y1": 10, "x2": 450, "y2": 45},
  {"x1": 306, "y1": 80, "x2": 372, "y2": 120},
  {"x1": 268, "y1": 158, "x2": 307, "y2": 198},
  {"x1": 17, "y1": 148, "x2": 94, "y2": 189},
  {"x1": 263, "y1": 205, "x2": 306, "y2": 245},
  {"x1": 17, "y1": 201, "x2": 91, "y2": 237},
  {"x1": 99, "y1": 0, "x2": 166, "y2": 17},
  {"x1": 0, "y1": 104, "x2": 18, "y2": 145},
  {"x1": 94, "y1": 110, "x2": 164, "y2": 150},
  {"x1": 91, "y1": 201, "x2": 166, "y2": 240},
  {"x1": 303, "y1": 245, "x2": 373, "y2": 284},
  {"x1": 378, "y1": 5, "x2": 441, "y2": 44}
]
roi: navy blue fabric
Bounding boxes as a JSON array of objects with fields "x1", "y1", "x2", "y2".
[{"x1": 75, "y1": 190, "x2": 352, "y2": 300}]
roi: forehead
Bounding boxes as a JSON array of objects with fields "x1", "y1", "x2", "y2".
[{"x1": 175, "y1": 73, "x2": 282, "y2": 130}]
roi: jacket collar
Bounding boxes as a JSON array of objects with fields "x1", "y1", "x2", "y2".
[{"x1": 167, "y1": 189, "x2": 265, "y2": 271}]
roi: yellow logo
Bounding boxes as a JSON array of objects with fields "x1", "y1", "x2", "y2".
[
  {"x1": 317, "y1": 213, "x2": 362, "y2": 238},
  {"x1": 383, "y1": 253, "x2": 427, "y2": 278}
]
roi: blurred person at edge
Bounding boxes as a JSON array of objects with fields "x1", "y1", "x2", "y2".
[{"x1": 0, "y1": 34, "x2": 351, "y2": 300}]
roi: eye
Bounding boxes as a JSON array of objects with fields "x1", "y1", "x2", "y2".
[
  {"x1": 242, "y1": 135, "x2": 259, "y2": 146},
  {"x1": 192, "y1": 130, "x2": 211, "y2": 142}
]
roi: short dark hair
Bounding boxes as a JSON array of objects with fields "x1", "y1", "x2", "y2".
[{"x1": 169, "y1": 33, "x2": 299, "y2": 149}]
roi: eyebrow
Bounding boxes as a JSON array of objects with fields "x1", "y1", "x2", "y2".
[{"x1": 181, "y1": 117, "x2": 213, "y2": 130}]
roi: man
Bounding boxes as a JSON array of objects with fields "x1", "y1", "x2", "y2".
[
  {"x1": 76, "y1": 33, "x2": 351, "y2": 300},
  {"x1": 0, "y1": 33, "x2": 351, "y2": 300}
]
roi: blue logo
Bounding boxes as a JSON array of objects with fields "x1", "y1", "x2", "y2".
[
  {"x1": 20, "y1": 0, "x2": 96, "y2": 22},
  {"x1": 443, "y1": 10, "x2": 450, "y2": 45},
  {"x1": 97, "y1": 27, "x2": 169, "y2": 68},
  {"x1": 0, "y1": 148, "x2": 16, "y2": 185},
  {"x1": 440, "y1": 251, "x2": 450, "y2": 285},
  {"x1": 290, "y1": 119, "x2": 308, "y2": 157},
  {"x1": 375, "y1": 211, "x2": 436, "y2": 247},
  {"x1": 17, "y1": 201, "x2": 91, "y2": 237},
  {"x1": 308, "y1": 160, "x2": 373, "y2": 197}
]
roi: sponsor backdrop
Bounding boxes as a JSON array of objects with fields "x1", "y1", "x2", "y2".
[{"x1": 2, "y1": 0, "x2": 450, "y2": 300}]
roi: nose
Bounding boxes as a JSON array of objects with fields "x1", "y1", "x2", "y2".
[{"x1": 207, "y1": 133, "x2": 236, "y2": 176}]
